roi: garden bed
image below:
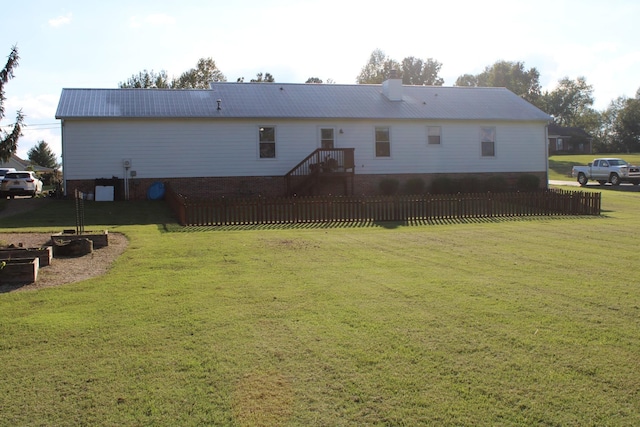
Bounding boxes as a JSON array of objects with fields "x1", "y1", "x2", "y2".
[
  {"x1": 51, "y1": 230, "x2": 109, "y2": 248},
  {"x1": 0, "y1": 246, "x2": 53, "y2": 267},
  {"x1": 0, "y1": 257, "x2": 39, "y2": 284}
]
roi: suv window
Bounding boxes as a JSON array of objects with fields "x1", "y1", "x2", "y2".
[{"x1": 4, "y1": 172, "x2": 31, "y2": 179}]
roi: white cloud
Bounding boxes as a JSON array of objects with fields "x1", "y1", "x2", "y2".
[{"x1": 48, "y1": 13, "x2": 72, "y2": 28}]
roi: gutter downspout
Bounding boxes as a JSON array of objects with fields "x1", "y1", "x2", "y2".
[{"x1": 60, "y1": 119, "x2": 66, "y2": 197}]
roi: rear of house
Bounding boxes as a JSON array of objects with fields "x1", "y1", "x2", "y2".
[{"x1": 55, "y1": 77, "x2": 551, "y2": 200}]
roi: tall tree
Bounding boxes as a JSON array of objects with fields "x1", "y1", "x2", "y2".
[
  {"x1": 539, "y1": 77, "x2": 595, "y2": 127},
  {"x1": 356, "y1": 49, "x2": 444, "y2": 85},
  {"x1": 401, "y1": 57, "x2": 444, "y2": 86},
  {"x1": 611, "y1": 94, "x2": 640, "y2": 152},
  {"x1": 596, "y1": 96, "x2": 627, "y2": 152},
  {"x1": 119, "y1": 70, "x2": 171, "y2": 88},
  {"x1": 356, "y1": 49, "x2": 400, "y2": 84},
  {"x1": 455, "y1": 60, "x2": 541, "y2": 103},
  {"x1": 454, "y1": 74, "x2": 478, "y2": 87},
  {"x1": 27, "y1": 140, "x2": 59, "y2": 169},
  {"x1": 305, "y1": 77, "x2": 323, "y2": 84},
  {"x1": 0, "y1": 45, "x2": 25, "y2": 162},
  {"x1": 172, "y1": 57, "x2": 226, "y2": 88}
]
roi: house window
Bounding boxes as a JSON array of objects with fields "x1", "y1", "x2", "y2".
[
  {"x1": 556, "y1": 138, "x2": 563, "y2": 151},
  {"x1": 259, "y1": 126, "x2": 276, "y2": 158},
  {"x1": 428, "y1": 126, "x2": 441, "y2": 145},
  {"x1": 320, "y1": 128, "x2": 334, "y2": 149},
  {"x1": 481, "y1": 127, "x2": 496, "y2": 157},
  {"x1": 375, "y1": 127, "x2": 390, "y2": 157}
]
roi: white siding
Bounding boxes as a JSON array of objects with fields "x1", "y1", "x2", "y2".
[{"x1": 62, "y1": 118, "x2": 547, "y2": 180}]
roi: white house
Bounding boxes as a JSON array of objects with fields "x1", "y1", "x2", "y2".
[{"x1": 55, "y1": 76, "x2": 551, "y2": 200}]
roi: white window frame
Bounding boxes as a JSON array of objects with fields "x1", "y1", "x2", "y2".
[
  {"x1": 259, "y1": 126, "x2": 276, "y2": 159},
  {"x1": 375, "y1": 126, "x2": 391, "y2": 158},
  {"x1": 481, "y1": 126, "x2": 496, "y2": 157},
  {"x1": 427, "y1": 126, "x2": 441, "y2": 145},
  {"x1": 319, "y1": 127, "x2": 335, "y2": 149}
]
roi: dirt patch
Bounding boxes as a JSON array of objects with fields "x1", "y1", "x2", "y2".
[{"x1": 0, "y1": 232, "x2": 128, "y2": 293}]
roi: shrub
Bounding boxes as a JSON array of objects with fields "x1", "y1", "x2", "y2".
[
  {"x1": 430, "y1": 176, "x2": 454, "y2": 194},
  {"x1": 484, "y1": 175, "x2": 508, "y2": 192},
  {"x1": 403, "y1": 177, "x2": 425, "y2": 195},
  {"x1": 516, "y1": 174, "x2": 541, "y2": 192},
  {"x1": 457, "y1": 176, "x2": 482, "y2": 193},
  {"x1": 378, "y1": 178, "x2": 399, "y2": 195}
]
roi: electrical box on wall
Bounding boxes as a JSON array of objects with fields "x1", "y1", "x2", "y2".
[{"x1": 123, "y1": 159, "x2": 132, "y2": 168}]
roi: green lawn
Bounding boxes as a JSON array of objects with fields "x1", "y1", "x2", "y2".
[
  {"x1": 1, "y1": 192, "x2": 639, "y2": 426},
  {"x1": 549, "y1": 152, "x2": 640, "y2": 180}
]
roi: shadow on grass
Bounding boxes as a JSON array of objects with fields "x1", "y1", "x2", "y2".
[
  {"x1": 0, "y1": 199, "x2": 177, "y2": 230},
  {"x1": 1, "y1": 198, "x2": 607, "y2": 233},
  {"x1": 164, "y1": 214, "x2": 605, "y2": 232}
]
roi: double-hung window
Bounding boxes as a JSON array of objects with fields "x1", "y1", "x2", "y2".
[
  {"x1": 428, "y1": 126, "x2": 441, "y2": 145},
  {"x1": 481, "y1": 127, "x2": 496, "y2": 157},
  {"x1": 320, "y1": 128, "x2": 335, "y2": 149},
  {"x1": 375, "y1": 127, "x2": 391, "y2": 157},
  {"x1": 259, "y1": 126, "x2": 276, "y2": 158}
]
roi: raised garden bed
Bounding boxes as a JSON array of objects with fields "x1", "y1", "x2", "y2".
[
  {"x1": 0, "y1": 246, "x2": 53, "y2": 267},
  {"x1": 0, "y1": 257, "x2": 39, "y2": 284},
  {"x1": 51, "y1": 230, "x2": 109, "y2": 249}
]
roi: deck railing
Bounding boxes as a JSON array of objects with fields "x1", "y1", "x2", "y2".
[
  {"x1": 165, "y1": 187, "x2": 601, "y2": 227},
  {"x1": 285, "y1": 148, "x2": 355, "y2": 195}
]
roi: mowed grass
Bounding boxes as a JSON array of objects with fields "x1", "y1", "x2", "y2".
[
  {"x1": 549, "y1": 152, "x2": 640, "y2": 180},
  {"x1": 1, "y1": 191, "x2": 640, "y2": 426}
]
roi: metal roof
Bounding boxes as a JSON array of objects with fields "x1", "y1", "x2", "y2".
[{"x1": 56, "y1": 82, "x2": 551, "y2": 122}]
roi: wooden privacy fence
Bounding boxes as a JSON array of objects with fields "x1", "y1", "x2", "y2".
[{"x1": 165, "y1": 187, "x2": 601, "y2": 226}]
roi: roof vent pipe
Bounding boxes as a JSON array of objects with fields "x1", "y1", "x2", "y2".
[{"x1": 217, "y1": 99, "x2": 222, "y2": 110}]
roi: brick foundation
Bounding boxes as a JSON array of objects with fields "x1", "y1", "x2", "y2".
[{"x1": 65, "y1": 171, "x2": 547, "y2": 200}]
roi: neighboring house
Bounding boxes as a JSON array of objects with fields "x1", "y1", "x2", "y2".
[
  {"x1": 55, "y1": 76, "x2": 551, "y2": 200},
  {"x1": 548, "y1": 123, "x2": 592, "y2": 155},
  {"x1": 0, "y1": 154, "x2": 54, "y2": 174},
  {"x1": 0, "y1": 154, "x2": 30, "y2": 171}
]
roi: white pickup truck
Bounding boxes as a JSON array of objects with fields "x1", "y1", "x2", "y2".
[{"x1": 571, "y1": 158, "x2": 640, "y2": 186}]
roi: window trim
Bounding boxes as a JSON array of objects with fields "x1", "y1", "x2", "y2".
[
  {"x1": 375, "y1": 126, "x2": 391, "y2": 158},
  {"x1": 258, "y1": 125, "x2": 276, "y2": 159},
  {"x1": 319, "y1": 127, "x2": 335, "y2": 149},
  {"x1": 480, "y1": 126, "x2": 496, "y2": 157},
  {"x1": 427, "y1": 126, "x2": 442, "y2": 145}
]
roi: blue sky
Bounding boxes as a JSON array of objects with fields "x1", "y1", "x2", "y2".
[{"x1": 2, "y1": 0, "x2": 639, "y2": 161}]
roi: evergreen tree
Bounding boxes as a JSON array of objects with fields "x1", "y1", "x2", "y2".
[
  {"x1": 27, "y1": 140, "x2": 59, "y2": 169},
  {"x1": 0, "y1": 45, "x2": 25, "y2": 162}
]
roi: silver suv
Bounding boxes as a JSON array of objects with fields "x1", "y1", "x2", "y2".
[{"x1": 1, "y1": 171, "x2": 43, "y2": 198}]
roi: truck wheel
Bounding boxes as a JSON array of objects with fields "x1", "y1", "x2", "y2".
[
  {"x1": 610, "y1": 173, "x2": 621, "y2": 186},
  {"x1": 577, "y1": 173, "x2": 588, "y2": 186}
]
